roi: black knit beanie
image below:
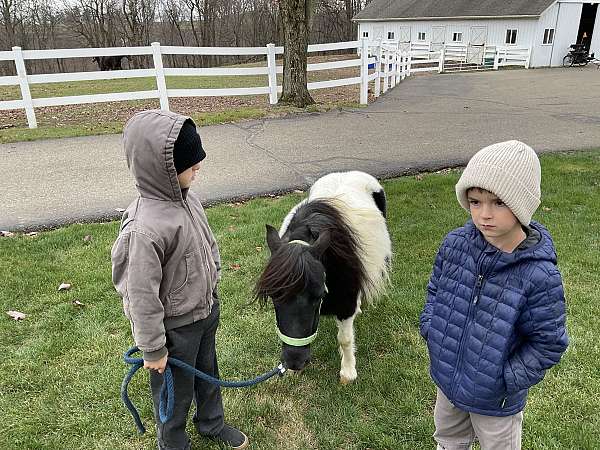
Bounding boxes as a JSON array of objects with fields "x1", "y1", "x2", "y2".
[{"x1": 173, "y1": 119, "x2": 206, "y2": 174}]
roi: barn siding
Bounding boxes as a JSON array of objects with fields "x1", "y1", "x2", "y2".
[{"x1": 356, "y1": 1, "x2": 600, "y2": 67}]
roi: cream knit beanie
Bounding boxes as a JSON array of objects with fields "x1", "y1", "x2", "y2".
[{"x1": 455, "y1": 140, "x2": 541, "y2": 226}]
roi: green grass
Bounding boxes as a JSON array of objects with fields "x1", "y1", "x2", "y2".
[
  {"x1": 0, "y1": 103, "x2": 361, "y2": 144},
  {"x1": 0, "y1": 106, "x2": 279, "y2": 143},
  {"x1": 1, "y1": 151, "x2": 599, "y2": 449},
  {"x1": 0, "y1": 56, "x2": 362, "y2": 144},
  {"x1": 0, "y1": 75, "x2": 270, "y2": 101}
]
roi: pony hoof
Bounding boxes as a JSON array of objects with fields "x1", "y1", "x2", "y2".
[
  {"x1": 339, "y1": 369, "x2": 357, "y2": 385},
  {"x1": 339, "y1": 375, "x2": 354, "y2": 385}
]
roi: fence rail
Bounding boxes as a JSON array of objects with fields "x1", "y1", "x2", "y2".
[
  {"x1": 366, "y1": 40, "x2": 531, "y2": 98},
  {"x1": 0, "y1": 40, "x2": 377, "y2": 129},
  {"x1": 1, "y1": 39, "x2": 530, "y2": 129}
]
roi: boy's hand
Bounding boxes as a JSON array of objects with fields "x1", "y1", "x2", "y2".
[{"x1": 144, "y1": 354, "x2": 168, "y2": 374}]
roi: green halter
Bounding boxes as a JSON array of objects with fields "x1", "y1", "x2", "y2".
[{"x1": 276, "y1": 239, "x2": 328, "y2": 347}]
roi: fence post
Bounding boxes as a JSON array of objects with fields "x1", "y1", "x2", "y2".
[
  {"x1": 382, "y1": 48, "x2": 389, "y2": 93},
  {"x1": 395, "y1": 49, "x2": 401, "y2": 84},
  {"x1": 374, "y1": 38, "x2": 382, "y2": 97},
  {"x1": 400, "y1": 52, "x2": 405, "y2": 80},
  {"x1": 13, "y1": 46, "x2": 37, "y2": 129},
  {"x1": 525, "y1": 47, "x2": 532, "y2": 69},
  {"x1": 406, "y1": 51, "x2": 412, "y2": 77},
  {"x1": 266, "y1": 43, "x2": 278, "y2": 104},
  {"x1": 151, "y1": 42, "x2": 169, "y2": 111},
  {"x1": 390, "y1": 47, "x2": 397, "y2": 88},
  {"x1": 494, "y1": 49, "x2": 500, "y2": 70},
  {"x1": 439, "y1": 46, "x2": 445, "y2": 73},
  {"x1": 359, "y1": 38, "x2": 369, "y2": 105},
  {"x1": 395, "y1": 41, "x2": 401, "y2": 84}
]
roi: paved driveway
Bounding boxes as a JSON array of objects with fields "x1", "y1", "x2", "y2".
[{"x1": 1, "y1": 66, "x2": 599, "y2": 230}]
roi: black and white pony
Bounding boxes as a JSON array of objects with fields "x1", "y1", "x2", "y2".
[{"x1": 255, "y1": 171, "x2": 392, "y2": 383}]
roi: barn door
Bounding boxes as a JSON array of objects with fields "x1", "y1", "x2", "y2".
[
  {"x1": 467, "y1": 26, "x2": 487, "y2": 64},
  {"x1": 396, "y1": 26, "x2": 411, "y2": 51},
  {"x1": 470, "y1": 26, "x2": 488, "y2": 45},
  {"x1": 431, "y1": 26, "x2": 446, "y2": 51},
  {"x1": 373, "y1": 25, "x2": 384, "y2": 40}
]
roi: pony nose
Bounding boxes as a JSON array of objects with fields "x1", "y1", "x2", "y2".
[{"x1": 282, "y1": 345, "x2": 311, "y2": 371}]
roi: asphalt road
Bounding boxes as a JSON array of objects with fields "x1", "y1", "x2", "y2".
[{"x1": 1, "y1": 66, "x2": 599, "y2": 231}]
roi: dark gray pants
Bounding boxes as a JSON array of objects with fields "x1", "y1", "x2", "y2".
[{"x1": 150, "y1": 303, "x2": 224, "y2": 450}]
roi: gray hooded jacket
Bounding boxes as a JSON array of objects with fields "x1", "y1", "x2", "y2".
[{"x1": 111, "y1": 110, "x2": 221, "y2": 361}]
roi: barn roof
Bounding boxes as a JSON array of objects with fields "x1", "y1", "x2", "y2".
[{"x1": 354, "y1": 0, "x2": 557, "y2": 21}]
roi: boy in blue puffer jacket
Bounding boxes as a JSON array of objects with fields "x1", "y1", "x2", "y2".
[{"x1": 420, "y1": 140, "x2": 568, "y2": 449}]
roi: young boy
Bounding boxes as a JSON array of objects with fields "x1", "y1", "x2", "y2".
[
  {"x1": 112, "y1": 110, "x2": 248, "y2": 450},
  {"x1": 420, "y1": 140, "x2": 569, "y2": 449}
]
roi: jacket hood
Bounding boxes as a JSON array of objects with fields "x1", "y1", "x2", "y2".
[
  {"x1": 123, "y1": 109, "x2": 195, "y2": 201},
  {"x1": 465, "y1": 220, "x2": 557, "y2": 266}
]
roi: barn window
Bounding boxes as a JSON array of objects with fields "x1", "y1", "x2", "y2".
[
  {"x1": 543, "y1": 28, "x2": 555, "y2": 45},
  {"x1": 418, "y1": 32, "x2": 426, "y2": 41},
  {"x1": 505, "y1": 29, "x2": 518, "y2": 44},
  {"x1": 452, "y1": 32, "x2": 463, "y2": 42},
  {"x1": 387, "y1": 31, "x2": 395, "y2": 39},
  {"x1": 362, "y1": 31, "x2": 369, "y2": 38}
]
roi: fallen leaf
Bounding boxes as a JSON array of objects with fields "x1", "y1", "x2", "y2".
[
  {"x1": 255, "y1": 246, "x2": 263, "y2": 252},
  {"x1": 542, "y1": 207, "x2": 552, "y2": 212},
  {"x1": 83, "y1": 235, "x2": 93, "y2": 243},
  {"x1": 0, "y1": 230, "x2": 14, "y2": 237},
  {"x1": 25, "y1": 231, "x2": 38, "y2": 237},
  {"x1": 229, "y1": 263, "x2": 241, "y2": 271},
  {"x1": 415, "y1": 174, "x2": 423, "y2": 181},
  {"x1": 72, "y1": 299, "x2": 85, "y2": 307},
  {"x1": 6, "y1": 310, "x2": 26, "y2": 320},
  {"x1": 58, "y1": 283, "x2": 72, "y2": 291}
]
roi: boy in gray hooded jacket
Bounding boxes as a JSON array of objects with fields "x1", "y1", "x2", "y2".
[{"x1": 112, "y1": 109, "x2": 248, "y2": 450}]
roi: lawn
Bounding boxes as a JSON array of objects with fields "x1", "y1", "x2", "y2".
[
  {"x1": 0, "y1": 55, "x2": 364, "y2": 144},
  {"x1": 1, "y1": 151, "x2": 599, "y2": 449}
]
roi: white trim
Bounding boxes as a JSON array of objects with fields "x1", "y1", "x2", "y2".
[
  {"x1": 505, "y1": 29, "x2": 519, "y2": 45},
  {"x1": 353, "y1": 15, "x2": 541, "y2": 22},
  {"x1": 452, "y1": 32, "x2": 464, "y2": 43}
]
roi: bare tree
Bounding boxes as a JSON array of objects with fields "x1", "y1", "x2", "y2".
[
  {"x1": 279, "y1": 0, "x2": 314, "y2": 107},
  {"x1": 0, "y1": 0, "x2": 24, "y2": 48},
  {"x1": 63, "y1": 0, "x2": 121, "y2": 48},
  {"x1": 120, "y1": 0, "x2": 157, "y2": 46}
]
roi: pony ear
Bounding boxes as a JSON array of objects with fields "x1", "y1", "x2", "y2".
[
  {"x1": 310, "y1": 230, "x2": 330, "y2": 259},
  {"x1": 265, "y1": 224, "x2": 282, "y2": 253}
]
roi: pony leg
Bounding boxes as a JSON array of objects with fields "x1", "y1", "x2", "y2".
[{"x1": 336, "y1": 313, "x2": 358, "y2": 384}]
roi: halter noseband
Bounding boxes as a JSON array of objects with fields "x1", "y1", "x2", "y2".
[{"x1": 276, "y1": 239, "x2": 327, "y2": 347}]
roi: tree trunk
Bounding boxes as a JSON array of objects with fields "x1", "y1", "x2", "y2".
[{"x1": 279, "y1": 0, "x2": 314, "y2": 107}]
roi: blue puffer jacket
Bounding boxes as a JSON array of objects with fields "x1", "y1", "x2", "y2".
[{"x1": 420, "y1": 220, "x2": 568, "y2": 416}]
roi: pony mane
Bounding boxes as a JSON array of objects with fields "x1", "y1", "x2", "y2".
[
  {"x1": 254, "y1": 199, "x2": 369, "y2": 305},
  {"x1": 254, "y1": 243, "x2": 316, "y2": 305}
]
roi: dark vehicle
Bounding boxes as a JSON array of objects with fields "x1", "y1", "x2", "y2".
[{"x1": 563, "y1": 44, "x2": 595, "y2": 67}]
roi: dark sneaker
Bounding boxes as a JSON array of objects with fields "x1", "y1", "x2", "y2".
[{"x1": 210, "y1": 424, "x2": 248, "y2": 449}]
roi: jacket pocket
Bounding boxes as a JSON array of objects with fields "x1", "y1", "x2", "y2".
[{"x1": 168, "y1": 249, "x2": 211, "y2": 317}]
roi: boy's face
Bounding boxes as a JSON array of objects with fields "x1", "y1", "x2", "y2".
[
  {"x1": 467, "y1": 188, "x2": 523, "y2": 249},
  {"x1": 177, "y1": 162, "x2": 201, "y2": 189}
]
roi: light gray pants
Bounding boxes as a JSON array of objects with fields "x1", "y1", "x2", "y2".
[{"x1": 433, "y1": 388, "x2": 523, "y2": 450}]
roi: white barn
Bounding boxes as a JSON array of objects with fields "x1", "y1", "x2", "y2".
[{"x1": 353, "y1": 0, "x2": 600, "y2": 67}]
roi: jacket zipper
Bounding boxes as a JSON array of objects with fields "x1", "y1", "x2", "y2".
[{"x1": 449, "y1": 249, "x2": 501, "y2": 400}]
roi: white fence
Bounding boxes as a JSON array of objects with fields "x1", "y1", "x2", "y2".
[
  {"x1": 367, "y1": 40, "x2": 531, "y2": 98},
  {"x1": 0, "y1": 40, "x2": 376, "y2": 129},
  {"x1": 1, "y1": 38, "x2": 530, "y2": 129}
]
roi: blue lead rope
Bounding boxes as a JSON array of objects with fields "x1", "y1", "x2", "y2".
[{"x1": 121, "y1": 346, "x2": 286, "y2": 434}]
